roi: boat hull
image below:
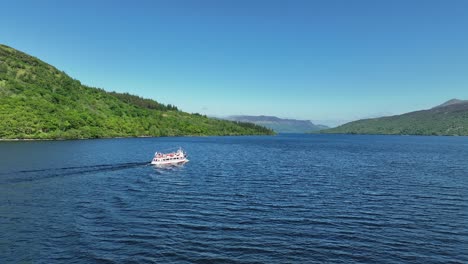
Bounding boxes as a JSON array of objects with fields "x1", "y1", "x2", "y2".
[{"x1": 151, "y1": 159, "x2": 189, "y2": 166}]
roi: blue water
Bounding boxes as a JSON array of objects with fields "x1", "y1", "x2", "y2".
[{"x1": 0, "y1": 134, "x2": 467, "y2": 263}]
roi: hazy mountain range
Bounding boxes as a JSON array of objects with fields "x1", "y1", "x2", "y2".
[{"x1": 225, "y1": 115, "x2": 329, "y2": 133}]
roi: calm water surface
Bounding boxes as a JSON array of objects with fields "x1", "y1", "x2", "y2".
[{"x1": 0, "y1": 134, "x2": 467, "y2": 263}]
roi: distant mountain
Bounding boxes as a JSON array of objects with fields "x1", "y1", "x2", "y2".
[
  {"x1": 226, "y1": 115, "x2": 329, "y2": 133},
  {"x1": 432, "y1": 98, "x2": 468, "y2": 109},
  {"x1": 0, "y1": 44, "x2": 274, "y2": 139},
  {"x1": 322, "y1": 99, "x2": 468, "y2": 136}
]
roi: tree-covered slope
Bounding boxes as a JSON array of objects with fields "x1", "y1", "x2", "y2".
[
  {"x1": 322, "y1": 99, "x2": 468, "y2": 136},
  {"x1": 0, "y1": 44, "x2": 274, "y2": 139}
]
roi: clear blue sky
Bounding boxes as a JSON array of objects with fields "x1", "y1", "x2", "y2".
[{"x1": 1, "y1": 0, "x2": 468, "y2": 126}]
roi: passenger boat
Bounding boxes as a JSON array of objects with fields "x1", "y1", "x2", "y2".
[{"x1": 151, "y1": 148, "x2": 188, "y2": 166}]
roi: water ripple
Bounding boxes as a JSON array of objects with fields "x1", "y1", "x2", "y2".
[{"x1": 1, "y1": 135, "x2": 467, "y2": 263}]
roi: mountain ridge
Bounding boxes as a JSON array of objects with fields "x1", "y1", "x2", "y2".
[
  {"x1": 432, "y1": 98, "x2": 468, "y2": 109},
  {"x1": 226, "y1": 115, "x2": 328, "y2": 133},
  {"x1": 322, "y1": 99, "x2": 468, "y2": 136}
]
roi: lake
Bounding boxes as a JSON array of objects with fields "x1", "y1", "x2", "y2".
[{"x1": 0, "y1": 134, "x2": 467, "y2": 263}]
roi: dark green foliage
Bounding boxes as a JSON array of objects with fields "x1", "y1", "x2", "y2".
[
  {"x1": 322, "y1": 103, "x2": 468, "y2": 136},
  {"x1": 0, "y1": 62, "x2": 7, "y2": 73},
  {"x1": 108, "y1": 91, "x2": 178, "y2": 111},
  {"x1": 0, "y1": 44, "x2": 274, "y2": 139}
]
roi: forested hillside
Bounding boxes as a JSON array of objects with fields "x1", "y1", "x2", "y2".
[
  {"x1": 0, "y1": 44, "x2": 273, "y2": 139},
  {"x1": 322, "y1": 99, "x2": 468, "y2": 136}
]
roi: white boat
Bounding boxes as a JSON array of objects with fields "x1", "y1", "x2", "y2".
[{"x1": 151, "y1": 148, "x2": 189, "y2": 166}]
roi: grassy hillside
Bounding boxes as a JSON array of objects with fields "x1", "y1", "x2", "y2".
[
  {"x1": 0, "y1": 44, "x2": 274, "y2": 139},
  {"x1": 322, "y1": 100, "x2": 468, "y2": 136}
]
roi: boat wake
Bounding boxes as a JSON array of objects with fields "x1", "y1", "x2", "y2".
[{"x1": 0, "y1": 162, "x2": 150, "y2": 184}]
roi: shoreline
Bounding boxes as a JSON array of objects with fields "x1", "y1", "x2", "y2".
[
  {"x1": 2, "y1": 133, "x2": 467, "y2": 142},
  {"x1": 0, "y1": 134, "x2": 276, "y2": 142},
  {"x1": 317, "y1": 132, "x2": 466, "y2": 137}
]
